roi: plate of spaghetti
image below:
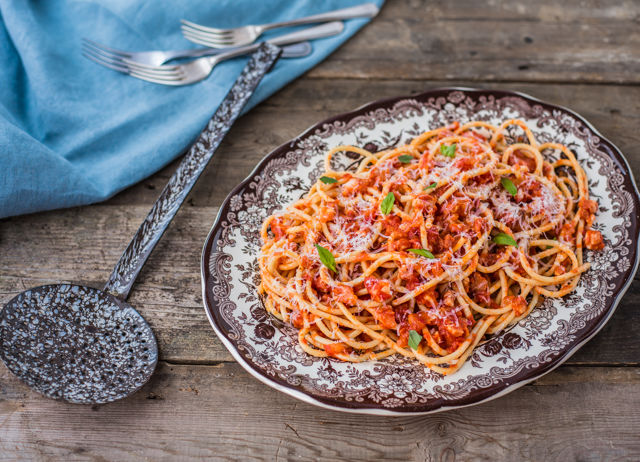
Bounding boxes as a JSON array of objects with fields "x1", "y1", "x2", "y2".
[{"x1": 201, "y1": 88, "x2": 640, "y2": 414}]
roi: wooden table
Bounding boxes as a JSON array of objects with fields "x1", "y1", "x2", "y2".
[{"x1": 2, "y1": 1, "x2": 640, "y2": 460}]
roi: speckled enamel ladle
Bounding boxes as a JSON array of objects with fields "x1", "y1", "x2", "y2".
[{"x1": 0, "y1": 44, "x2": 281, "y2": 404}]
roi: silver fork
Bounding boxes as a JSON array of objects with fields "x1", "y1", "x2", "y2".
[
  {"x1": 121, "y1": 21, "x2": 344, "y2": 85},
  {"x1": 82, "y1": 39, "x2": 312, "y2": 72},
  {"x1": 181, "y1": 2, "x2": 378, "y2": 48}
]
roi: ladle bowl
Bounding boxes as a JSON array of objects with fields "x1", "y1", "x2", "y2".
[{"x1": 1, "y1": 284, "x2": 156, "y2": 403}]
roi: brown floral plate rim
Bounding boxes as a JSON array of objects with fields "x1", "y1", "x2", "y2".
[{"x1": 200, "y1": 87, "x2": 640, "y2": 415}]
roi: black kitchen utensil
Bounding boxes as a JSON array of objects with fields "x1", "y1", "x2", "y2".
[{"x1": 0, "y1": 43, "x2": 282, "y2": 404}]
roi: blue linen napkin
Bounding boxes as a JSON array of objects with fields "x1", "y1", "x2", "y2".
[{"x1": 0, "y1": 0, "x2": 384, "y2": 219}]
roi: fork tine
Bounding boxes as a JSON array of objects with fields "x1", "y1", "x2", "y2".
[
  {"x1": 128, "y1": 69, "x2": 187, "y2": 85},
  {"x1": 82, "y1": 42, "x2": 127, "y2": 66},
  {"x1": 179, "y1": 30, "x2": 220, "y2": 48},
  {"x1": 180, "y1": 27, "x2": 238, "y2": 43},
  {"x1": 85, "y1": 47, "x2": 181, "y2": 79},
  {"x1": 181, "y1": 29, "x2": 238, "y2": 48},
  {"x1": 84, "y1": 44, "x2": 181, "y2": 79},
  {"x1": 82, "y1": 38, "x2": 132, "y2": 58},
  {"x1": 82, "y1": 50, "x2": 130, "y2": 73},
  {"x1": 180, "y1": 24, "x2": 233, "y2": 39},
  {"x1": 125, "y1": 66, "x2": 183, "y2": 79},
  {"x1": 83, "y1": 42, "x2": 190, "y2": 84},
  {"x1": 121, "y1": 59, "x2": 185, "y2": 79},
  {"x1": 179, "y1": 19, "x2": 235, "y2": 37},
  {"x1": 126, "y1": 65, "x2": 184, "y2": 80},
  {"x1": 121, "y1": 58, "x2": 181, "y2": 74},
  {"x1": 180, "y1": 28, "x2": 236, "y2": 44}
]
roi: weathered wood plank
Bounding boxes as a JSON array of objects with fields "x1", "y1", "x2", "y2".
[
  {"x1": 1, "y1": 206, "x2": 638, "y2": 365},
  {"x1": 309, "y1": 0, "x2": 640, "y2": 83},
  {"x1": 2, "y1": 2, "x2": 638, "y2": 459},
  {"x1": 0, "y1": 205, "x2": 220, "y2": 362},
  {"x1": 107, "y1": 80, "x2": 640, "y2": 207},
  {"x1": 1, "y1": 362, "x2": 639, "y2": 461}
]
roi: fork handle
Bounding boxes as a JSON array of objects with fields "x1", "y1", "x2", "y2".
[
  {"x1": 258, "y1": 3, "x2": 379, "y2": 32},
  {"x1": 160, "y1": 41, "x2": 311, "y2": 62},
  {"x1": 208, "y1": 21, "x2": 344, "y2": 64}
]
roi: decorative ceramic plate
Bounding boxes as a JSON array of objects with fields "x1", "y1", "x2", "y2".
[{"x1": 201, "y1": 88, "x2": 640, "y2": 415}]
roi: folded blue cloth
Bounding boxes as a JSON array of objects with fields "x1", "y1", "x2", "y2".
[{"x1": 0, "y1": 0, "x2": 383, "y2": 218}]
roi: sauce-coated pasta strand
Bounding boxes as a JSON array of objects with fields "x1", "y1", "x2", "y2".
[{"x1": 258, "y1": 120, "x2": 605, "y2": 375}]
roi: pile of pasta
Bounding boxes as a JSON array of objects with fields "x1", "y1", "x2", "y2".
[{"x1": 258, "y1": 119, "x2": 604, "y2": 375}]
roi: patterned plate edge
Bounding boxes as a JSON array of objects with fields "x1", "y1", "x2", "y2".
[{"x1": 200, "y1": 87, "x2": 640, "y2": 415}]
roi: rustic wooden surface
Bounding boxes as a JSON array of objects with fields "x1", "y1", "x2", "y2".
[{"x1": 1, "y1": 1, "x2": 639, "y2": 460}]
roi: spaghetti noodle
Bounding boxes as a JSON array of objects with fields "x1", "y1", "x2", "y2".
[{"x1": 258, "y1": 119, "x2": 605, "y2": 375}]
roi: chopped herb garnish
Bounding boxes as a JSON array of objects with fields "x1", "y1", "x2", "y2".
[
  {"x1": 424, "y1": 182, "x2": 438, "y2": 191},
  {"x1": 380, "y1": 192, "x2": 395, "y2": 215},
  {"x1": 408, "y1": 330, "x2": 422, "y2": 350},
  {"x1": 493, "y1": 233, "x2": 518, "y2": 247},
  {"x1": 408, "y1": 248, "x2": 435, "y2": 259},
  {"x1": 440, "y1": 143, "x2": 456, "y2": 158},
  {"x1": 319, "y1": 176, "x2": 338, "y2": 184},
  {"x1": 398, "y1": 154, "x2": 414, "y2": 164},
  {"x1": 501, "y1": 177, "x2": 517, "y2": 196},
  {"x1": 315, "y1": 244, "x2": 337, "y2": 273}
]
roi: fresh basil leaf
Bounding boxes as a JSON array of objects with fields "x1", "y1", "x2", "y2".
[
  {"x1": 501, "y1": 177, "x2": 517, "y2": 196},
  {"x1": 440, "y1": 144, "x2": 456, "y2": 158},
  {"x1": 315, "y1": 244, "x2": 337, "y2": 272},
  {"x1": 408, "y1": 248, "x2": 435, "y2": 258},
  {"x1": 493, "y1": 233, "x2": 518, "y2": 247},
  {"x1": 424, "y1": 182, "x2": 438, "y2": 191},
  {"x1": 408, "y1": 330, "x2": 422, "y2": 350},
  {"x1": 319, "y1": 176, "x2": 338, "y2": 184},
  {"x1": 380, "y1": 192, "x2": 395, "y2": 215},
  {"x1": 398, "y1": 154, "x2": 413, "y2": 164}
]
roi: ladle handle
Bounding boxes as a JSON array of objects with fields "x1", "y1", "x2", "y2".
[{"x1": 104, "y1": 43, "x2": 282, "y2": 300}]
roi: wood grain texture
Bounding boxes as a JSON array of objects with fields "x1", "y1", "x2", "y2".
[
  {"x1": 1, "y1": 362, "x2": 639, "y2": 461},
  {"x1": 2, "y1": 1, "x2": 640, "y2": 459},
  {"x1": 107, "y1": 80, "x2": 640, "y2": 207},
  {"x1": 0, "y1": 205, "x2": 220, "y2": 362},
  {"x1": 1, "y1": 205, "x2": 639, "y2": 365},
  {"x1": 309, "y1": 0, "x2": 640, "y2": 83}
]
